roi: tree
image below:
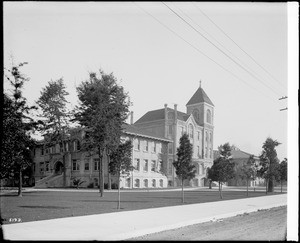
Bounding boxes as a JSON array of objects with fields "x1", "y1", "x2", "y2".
[
  {"x1": 3, "y1": 62, "x2": 37, "y2": 196},
  {"x1": 237, "y1": 155, "x2": 257, "y2": 196},
  {"x1": 37, "y1": 78, "x2": 71, "y2": 186},
  {"x1": 278, "y1": 158, "x2": 287, "y2": 193},
  {"x1": 258, "y1": 137, "x2": 281, "y2": 193},
  {"x1": 74, "y1": 70, "x2": 130, "y2": 197},
  {"x1": 173, "y1": 133, "x2": 196, "y2": 203},
  {"x1": 71, "y1": 177, "x2": 85, "y2": 189},
  {"x1": 207, "y1": 143, "x2": 235, "y2": 199},
  {"x1": 109, "y1": 140, "x2": 133, "y2": 209}
]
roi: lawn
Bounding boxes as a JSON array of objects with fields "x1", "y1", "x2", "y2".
[{"x1": 0, "y1": 188, "x2": 285, "y2": 224}]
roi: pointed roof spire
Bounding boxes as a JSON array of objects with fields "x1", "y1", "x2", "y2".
[{"x1": 186, "y1": 81, "x2": 214, "y2": 106}]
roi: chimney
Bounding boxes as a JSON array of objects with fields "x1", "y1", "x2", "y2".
[
  {"x1": 174, "y1": 104, "x2": 178, "y2": 124},
  {"x1": 130, "y1": 111, "x2": 134, "y2": 125},
  {"x1": 164, "y1": 104, "x2": 168, "y2": 138}
]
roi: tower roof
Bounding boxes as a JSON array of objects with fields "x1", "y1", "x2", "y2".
[{"x1": 186, "y1": 86, "x2": 214, "y2": 106}]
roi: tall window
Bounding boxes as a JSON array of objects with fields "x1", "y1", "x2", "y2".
[
  {"x1": 134, "y1": 158, "x2": 140, "y2": 171},
  {"x1": 45, "y1": 162, "x2": 49, "y2": 172},
  {"x1": 189, "y1": 124, "x2": 194, "y2": 139},
  {"x1": 84, "y1": 159, "x2": 90, "y2": 171},
  {"x1": 152, "y1": 179, "x2": 156, "y2": 187},
  {"x1": 151, "y1": 160, "x2": 156, "y2": 172},
  {"x1": 158, "y1": 160, "x2": 163, "y2": 172},
  {"x1": 152, "y1": 142, "x2": 156, "y2": 153},
  {"x1": 145, "y1": 140, "x2": 149, "y2": 152},
  {"x1": 41, "y1": 147, "x2": 44, "y2": 156},
  {"x1": 40, "y1": 162, "x2": 44, "y2": 173},
  {"x1": 144, "y1": 179, "x2": 148, "y2": 188},
  {"x1": 143, "y1": 160, "x2": 148, "y2": 172},
  {"x1": 168, "y1": 143, "x2": 173, "y2": 154},
  {"x1": 134, "y1": 139, "x2": 140, "y2": 150},
  {"x1": 125, "y1": 178, "x2": 130, "y2": 188},
  {"x1": 168, "y1": 125, "x2": 173, "y2": 136},
  {"x1": 73, "y1": 140, "x2": 81, "y2": 151},
  {"x1": 159, "y1": 179, "x2": 163, "y2": 187},
  {"x1": 206, "y1": 109, "x2": 212, "y2": 124},
  {"x1": 94, "y1": 159, "x2": 99, "y2": 171},
  {"x1": 197, "y1": 146, "x2": 200, "y2": 157},
  {"x1": 135, "y1": 179, "x2": 140, "y2": 188},
  {"x1": 72, "y1": 160, "x2": 80, "y2": 171},
  {"x1": 168, "y1": 159, "x2": 173, "y2": 174}
]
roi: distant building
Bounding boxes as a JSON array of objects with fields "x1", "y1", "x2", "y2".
[{"x1": 213, "y1": 149, "x2": 264, "y2": 187}]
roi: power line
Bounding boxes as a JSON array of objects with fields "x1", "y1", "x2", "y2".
[
  {"x1": 172, "y1": 3, "x2": 280, "y2": 95},
  {"x1": 192, "y1": 2, "x2": 286, "y2": 90},
  {"x1": 132, "y1": 2, "x2": 275, "y2": 101},
  {"x1": 162, "y1": 2, "x2": 282, "y2": 97}
]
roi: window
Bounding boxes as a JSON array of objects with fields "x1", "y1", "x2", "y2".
[
  {"x1": 151, "y1": 160, "x2": 156, "y2": 172},
  {"x1": 205, "y1": 147, "x2": 208, "y2": 158},
  {"x1": 84, "y1": 160, "x2": 90, "y2": 171},
  {"x1": 197, "y1": 131, "x2": 200, "y2": 141},
  {"x1": 41, "y1": 147, "x2": 44, "y2": 156},
  {"x1": 168, "y1": 125, "x2": 173, "y2": 136},
  {"x1": 168, "y1": 144, "x2": 173, "y2": 154},
  {"x1": 180, "y1": 127, "x2": 184, "y2": 136},
  {"x1": 145, "y1": 140, "x2": 148, "y2": 151},
  {"x1": 125, "y1": 178, "x2": 130, "y2": 188},
  {"x1": 144, "y1": 179, "x2": 148, "y2": 188},
  {"x1": 197, "y1": 146, "x2": 200, "y2": 157},
  {"x1": 159, "y1": 179, "x2": 163, "y2": 187},
  {"x1": 152, "y1": 179, "x2": 156, "y2": 187},
  {"x1": 94, "y1": 178, "x2": 98, "y2": 187},
  {"x1": 168, "y1": 159, "x2": 173, "y2": 174},
  {"x1": 158, "y1": 160, "x2": 163, "y2": 172},
  {"x1": 134, "y1": 158, "x2": 140, "y2": 171},
  {"x1": 94, "y1": 159, "x2": 99, "y2": 171},
  {"x1": 40, "y1": 162, "x2": 44, "y2": 173},
  {"x1": 189, "y1": 124, "x2": 194, "y2": 139},
  {"x1": 60, "y1": 143, "x2": 64, "y2": 153},
  {"x1": 206, "y1": 109, "x2": 212, "y2": 124},
  {"x1": 73, "y1": 140, "x2": 81, "y2": 151},
  {"x1": 72, "y1": 160, "x2": 80, "y2": 171},
  {"x1": 134, "y1": 139, "x2": 140, "y2": 150},
  {"x1": 45, "y1": 148, "x2": 49, "y2": 154},
  {"x1": 135, "y1": 179, "x2": 140, "y2": 188},
  {"x1": 152, "y1": 142, "x2": 156, "y2": 153},
  {"x1": 143, "y1": 160, "x2": 148, "y2": 172},
  {"x1": 45, "y1": 162, "x2": 50, "y2": 172}
]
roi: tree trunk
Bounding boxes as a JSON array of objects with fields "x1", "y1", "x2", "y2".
[
  {"x1": 265, "y1": 178, "x2": 268, "y2": 194},
  {"x1": 181, "y1": 178, "x2": 184, "y2": 204},
  {"x1": 18, "y1": 168, "x2": 22, "y2": 197},
  {"x1": 209, "y1": 179, "x2": 212, "y2": 189},
  {"x1": 268, "y1": 176, "x2": 274, "y2": 192},
  {"x1": 246, "y1": 179, "x2": 249, "y2": 197},
  {"x1": 63, "y1": 153, "x2": 66, "y2": 187},
  {"x1": 98, "y1": 149, "x2": 103, "y2": 197},
  {"x1": 281, "y1": 180, "x2": 283, "y2": 193},
  {"x1": 219, "y1": 181, "x2": 223, "y2": 199},
  {"x1": 106, "y1": 152, "x2": 111, "y2": 190},
  {"x1": 117, "y1": 174, "x2": 121, "y2": 210}
]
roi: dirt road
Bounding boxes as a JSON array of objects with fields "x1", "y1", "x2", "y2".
[{"x1": 129, "y1": 206, "x2": 287, "y2": 241}]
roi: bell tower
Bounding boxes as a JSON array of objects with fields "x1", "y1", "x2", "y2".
[{"x1": 186, "y1": 81, "x2": 214, "y2": 163}]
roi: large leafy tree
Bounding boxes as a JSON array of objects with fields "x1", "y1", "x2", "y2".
[
  {"x1": 258, "y1": 137, "x2": 281, "y2": 193},
  {"x1": 208, "y1": 143, "x2": 235, "y2": 199},
  {"x1": 74, "y1": 70, "x2": 130, "y2": 197},
  {"x1": 278, "y1": 158, "x2": 287, "y2": 193},
  {"x1": 173, "y1": 133, "x2": 196, "y2": 203},
  {"x1": 109, "y1": 140, "x2": 133, "y2": 209},
  {"x1": 237, "y1": 155, "x2": 258, "y2": 196},
  {"x1": 3, "y1": 62, "x2": 37, "y2": 196},
  {"x1": 36, "y1": 78, "x2": 71, "y2": 186}
]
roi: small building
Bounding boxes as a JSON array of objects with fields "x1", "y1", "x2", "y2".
[{"x1": 213, "y1": 148, "x2": 264, "y2": 187}]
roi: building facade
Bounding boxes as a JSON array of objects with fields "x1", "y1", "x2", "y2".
[
  {"x1": 33, "y1": 84, "x2": 215, "y2": 188},
  {"x1": 134, "y1": 84, "x2": 215, "y2": 187}
]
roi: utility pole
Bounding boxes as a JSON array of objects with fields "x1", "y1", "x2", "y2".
[{"x1": 279, "y1": 96, "x2": 288, "y2": 111}]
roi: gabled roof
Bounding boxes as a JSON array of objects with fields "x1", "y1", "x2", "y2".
[
  {"x1": 134, "y1": 107, "x2": 189, "y2": 124},
  {"x1": 186, "y1": 87, "x2": 214, "y2": 106},
  {"x1": 122, "y1": 123, "x2": 172, "y2": 142}
]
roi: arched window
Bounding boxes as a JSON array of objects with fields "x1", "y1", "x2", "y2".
[
  {"x1": 152, "y1": 179, "x2": 156, "y2": 187},
  {"x1": 144, "y1": 179, "x2": 148, "y2": 188},
  {"x1": 206, "y1": 109, "x2": 212, "y2": 124},
  {"x1": 135, "y1": 179, "x2": 140, "y2": 188},
  {"x1": 125, "y1": 178, "x2": 131, "y2": 188},
  {"x1": 159, "y1": 179, "x2": 163, "y2": 187},
  {"x1": 189, "y1": 124, "x2": 194, "y2": 139}
]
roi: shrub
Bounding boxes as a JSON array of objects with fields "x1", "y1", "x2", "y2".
[
  {"x1": 111, "y1": 182, "x2": 119, "y2": 189},
  {"x1": 87, "y1": 182, "x2": 94, "y2": 188}
]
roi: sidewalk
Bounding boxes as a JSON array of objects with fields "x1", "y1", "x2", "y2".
[{"x1": 2, "y1": 194, "x2": 286, "y2": 241}]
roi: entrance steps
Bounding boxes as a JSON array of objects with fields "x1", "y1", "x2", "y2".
[{"x1": 35, "y1": 174, "x2": 63, "y2": 188}]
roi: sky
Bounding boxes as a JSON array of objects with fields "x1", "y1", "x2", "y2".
[{"x1": 3, "y1": 2, "x2": 290, "y2": 161}]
